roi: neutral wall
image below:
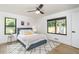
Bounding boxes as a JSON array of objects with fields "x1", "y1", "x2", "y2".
[
  {"x1": 0, "y1": 11, "x2": 35, "y2": 44},
  {"x1": 0, "y1": 11, "x2": 35, "y2": 35},
  {"x1": 36, "y1": 7, "x2": 79, "y2": 47},
  {"x1": 0, "y1": 7, "x2": 79, "y2": 47}
]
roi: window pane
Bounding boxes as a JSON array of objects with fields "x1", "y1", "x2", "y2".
[
  {"x1": 56, "y1": 19, "x2": 66, "y2": 34},
  {"x1": 47, "y1": 20, "x2": 55, "y2": 33},
  {"x1": 47, "y1": 17, "x2": 67, "y2": 35},
  {"x1": 6, "y1": 18, "x2": 15, "y2": 27},
  {"x1": 5, "y1": 17, "x2": 16, "y2": 35},
  {"x1": 6, "y1": 27, "x2": 15, "y2": 34}
]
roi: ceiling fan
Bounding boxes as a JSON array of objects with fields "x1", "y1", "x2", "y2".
[{"x1": 27, "y1": 4, "x2": 44, "y2": 14}]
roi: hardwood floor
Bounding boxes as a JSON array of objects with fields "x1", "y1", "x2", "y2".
[
  {"x1": 48, "y1": 43, "x2": 79, "y2": 54},
  {"x1": 0, "y1": 41, "x2": 79, "y2": 54},
  {"x1": 0, "y1": 43, "x2": 7, "y2": 54},
  {"x1": 0, "y1": 40, "x2": 60, "y2": 54},
  {"x1": 0, "y1": 42, "x2": 18, "y2": 54}
]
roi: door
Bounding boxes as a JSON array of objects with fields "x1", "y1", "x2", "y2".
[{"x1": 72, "y1": 12, "x2": 79, "y2": 48}]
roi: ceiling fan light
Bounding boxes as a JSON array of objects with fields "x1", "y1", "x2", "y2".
[{"x1": 35, "y1": 10, "x2": 40, "y2": 14}]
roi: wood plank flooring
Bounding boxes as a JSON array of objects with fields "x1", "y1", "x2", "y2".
[
  {"x1": 0, "y1": 40, "x2": 79, "y2": 54},
  {"x1": 48, "y1": 43, "x2": 79, "y2": 54},
  {"x1": 0, "y1": 40, "x2": 60, "y2": 54}
]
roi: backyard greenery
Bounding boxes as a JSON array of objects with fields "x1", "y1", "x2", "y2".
[
  {"x1": 5, "y1": 17, "x2": 16, "y2": 35},
  {"x1": 47, "y1": 17, "x2": 67, "y2": 35}
]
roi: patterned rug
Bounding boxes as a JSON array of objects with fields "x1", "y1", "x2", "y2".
[{"x1": 7, "y1": 40, "x2": 60, "y2": 54}]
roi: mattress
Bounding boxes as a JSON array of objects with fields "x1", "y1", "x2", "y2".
[{"x1": 17, "y1": 34, "x2": 47, "y2": 49}]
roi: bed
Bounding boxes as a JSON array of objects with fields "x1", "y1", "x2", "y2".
[{"x1": 17, "y1": 28, "x2": 47, "y2": 50}]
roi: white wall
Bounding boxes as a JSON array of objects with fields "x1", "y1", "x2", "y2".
[
  {"x1": 0, "y1": 7, "x2": 79, "y2": 48},
  {"x1": 0, "y1": 11, "x2": 35, "y2": 35},
  {"x1": 0, "y1": 11, "x2": 35, "y2": 44},
  {"x1": 36, "y1": 7, "x2": 79, "y2": 47}
]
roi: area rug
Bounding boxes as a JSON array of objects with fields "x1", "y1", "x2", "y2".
[{"x1": 7, "y1": 40, "x2": 60, "y2": 54}]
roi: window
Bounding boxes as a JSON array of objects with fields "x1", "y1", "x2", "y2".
[
  {"x1": 5, "y1": 17, "x2": 16, "y2": 35},
  {"x1": 47, "y1": 20, "x2": 56, "y2": 33},
  {"x1": 47, "y1": 17, "x2": 67, "y2": 35}
]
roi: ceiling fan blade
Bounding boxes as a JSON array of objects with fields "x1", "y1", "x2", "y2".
[
  {"x1": 40, "y1": 11, "x2": 44, "y2": 14},
  {"x1": 27, "y1": 10, "x2": 36, "y2": 12},
  {"x1": 38, "y1": 4, "x2": 43, "y2": 9}
]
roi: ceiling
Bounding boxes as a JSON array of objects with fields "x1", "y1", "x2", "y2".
[{"x1": 0, "y1": 4, "x2": 79, "y2": 19}]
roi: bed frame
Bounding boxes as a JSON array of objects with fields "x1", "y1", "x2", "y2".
[
  {"x1": 17, "y1": 28, "x2": 47, "y2": 50},
  {"x1": 17, "y1": 28, "x2": 32, "y2": 35},
  {"x1": 27, "y1": 40, "x2": 47, "y2": 51}
]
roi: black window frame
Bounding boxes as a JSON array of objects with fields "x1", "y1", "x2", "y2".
[
  {"x1": 47, "y1": 17, "x2": 67, "y2": 35},
  {"x1": 4, "y1": 17, "x2": 17, "y2": 35}
]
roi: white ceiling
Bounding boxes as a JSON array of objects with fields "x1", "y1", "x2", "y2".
[{"x1": 0, "y1": 4, "x2": 79, "y2": 19}]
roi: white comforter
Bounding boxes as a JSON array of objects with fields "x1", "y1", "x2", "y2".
[{"x1": 17, "y1": 34, "x2": 47, "y2": 49}]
